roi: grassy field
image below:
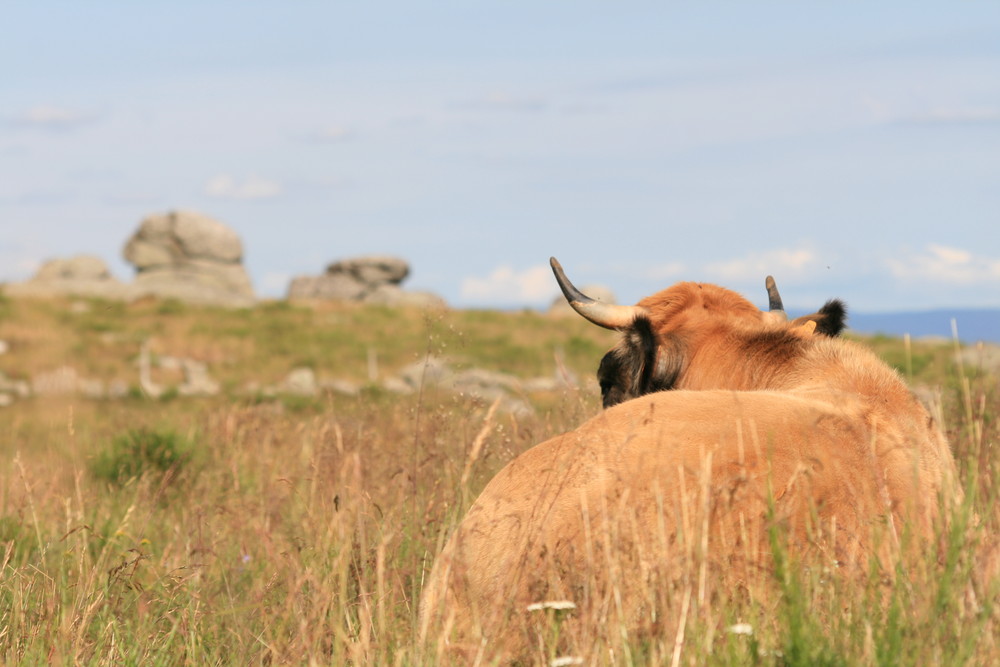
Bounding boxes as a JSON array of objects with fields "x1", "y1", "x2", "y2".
[{"x1": 0, "y1": 293, "x2": 997, "y2": 665}]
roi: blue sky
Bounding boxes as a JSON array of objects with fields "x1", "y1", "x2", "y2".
[{"x1": 2, "y1": 2, "x2": 999, "y2": 312}]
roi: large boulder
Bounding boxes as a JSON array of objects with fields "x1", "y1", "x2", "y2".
[
  {"x1": 2, "y1": 254, "x2": 128, "y2": 300},
  {"x1": 35, "y1": 255, "x2": 111, "y2": 281},
  {"x1": 329, "y1": 256, "x2": 409, "y2": 285},
  {"x1": 288, "y1": 255, "x2": 446, "y2": 307},
  {"x1": 123, "y1": 211, "x2": 255, "y2": 307},
  {"x1": 286, "y1": 273, "x2": 368, "y2": 301}
]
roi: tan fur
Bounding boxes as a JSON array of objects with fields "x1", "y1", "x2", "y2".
[{"x1": 419, "y1": 281, "x2": 959, "y2": 661}]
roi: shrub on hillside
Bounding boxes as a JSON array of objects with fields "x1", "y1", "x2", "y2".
[{"x1": 90, "y1": 427, "x2": 198, "y2": 487}]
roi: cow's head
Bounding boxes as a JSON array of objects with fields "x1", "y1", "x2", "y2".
[{"x1": 550, "y1": 257, "x2": 847, "y2": 407}]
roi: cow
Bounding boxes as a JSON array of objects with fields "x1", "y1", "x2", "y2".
[{"x1": 419, "y1": 258, "x2": 959, "y2": 663}]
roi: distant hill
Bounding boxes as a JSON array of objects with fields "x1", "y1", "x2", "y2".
[{"x1": 842, "y1": 308, "x2": 1000, "y2": 344}]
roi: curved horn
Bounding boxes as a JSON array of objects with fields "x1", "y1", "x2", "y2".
[
  {"x1": 550, "y1": 257, "x2": 647, "y2": 330},
  {"x1": 765, "y1": 275, "x2": 788, "y2": 321}
]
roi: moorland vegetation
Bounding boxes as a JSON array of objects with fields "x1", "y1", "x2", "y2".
[{"x1": 0, "y1": 293, "x2": 996, "y2": 664}]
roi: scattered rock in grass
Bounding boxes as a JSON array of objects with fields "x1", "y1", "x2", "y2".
[
  {"x1": 319, "y1": 378, "x2": 361, "y2": 397},
  {"x1": 0, "y1": 372, "x2": 29, "y2": 397},
  {"x1": 138, "y1": 342, "x2": 220, "y2": 398},
  {"x1": 32, "y1": 365, "x2": 81, "y2": 396},
  {"x1": 251, "y1": 368, "x2": 361, "y2": 398},
  {"x1": 383, "y1": 355, "x2": 581, "y2": 415},
  {"x1": 397, "y1": 356, "x2": 454, "y2": 388},
  {"x1": 0, "y1": 370, "x2": 30, "y2": 406},
  {"x1": 79, "y1": 378, "x2": 107, "y2": 400},
  {"x1": 138, "y1": 341, "x2": 164, "y2": 398},
  {"x1": 382, "y1": 376, "x2": 414, "y2": 395},
  {"x1": 450, "y1": 367, "x2": 521, "y2": 399},
  {"x1": 280, "y1": 367, "x2": 319, "y2": 396},
  {"x1": 177, "y1": 359, "x2": 221, "y2": 397},
  {"x1": 448, "y1": 368, "x2": 533, "y2": 417},
  {"x1": 107, "y1": 380, "x2": 131, "y2": 399},
  {"x1": 30, "y1": 366, "x2": 117, "y2": 399},
  {"x1": 521, "y1": 372, "x2": 577, "y2": 393}
]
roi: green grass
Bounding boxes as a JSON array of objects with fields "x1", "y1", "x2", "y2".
[
  {"x1": 0, "y1": 295, "x2": 997, "y2": 664},
  {"x1": 0, "y1": 296, "x2": 616, "y2": 395},
  {"x1": 89, "y1": 427, "x2": 199, "y2": 488}
]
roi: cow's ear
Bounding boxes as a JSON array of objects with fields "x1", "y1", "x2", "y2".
[
  {"x1": 791, "y1": 299, "x2": 847, "y2": 337},
  {"x1": 790, "y1": 320, "x2": 818, "y2": 337}
]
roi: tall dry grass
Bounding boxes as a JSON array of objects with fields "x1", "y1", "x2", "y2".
[
  {"x1": 0, "y1": 379, "x2": 599, "y2": 664},
  {"x1": 0, "y1": 298, "x2": 997, "y2": 665}
]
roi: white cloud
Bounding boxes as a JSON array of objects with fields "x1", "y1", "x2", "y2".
[
  {"x1": 903, "y1": 107, "x2": 1000, "y2": 126},
  {"x1": 204, "y1": 174, "x2": 283, "y2": 199},
  {"x1": 887, "y1": 245, "x2": 1000, "y2": 285},
  {"x1": 460, "y1": 264, "x2": 554, "y2": 304},
  {"x1": 11, "y1": 105, "x2": 94, "y2": 130},
  {"x1": 312, "y1": 125, "x2": 355, "y2": 142},
  {"x1": 704, "y1": 248, "x2": 817, "y2": 282}
]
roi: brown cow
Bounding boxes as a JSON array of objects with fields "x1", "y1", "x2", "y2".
[{"x1": 419, "y1": 258, "x2": 959, "y2": 663}]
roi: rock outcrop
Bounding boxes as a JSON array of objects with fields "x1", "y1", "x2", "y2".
[
  {"x1": 2, "y1": 255, "x2": 128, "y2": 300},
  {"x1": 123, "y1": 210, "x2": 255, "y2": 307},
  {"x1": 288, "y1": 255, "x2": 445, "y2": 308}
]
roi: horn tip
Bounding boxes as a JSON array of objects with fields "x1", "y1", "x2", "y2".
[{"x1": 765, "y1": 275, "x2": 776, "y2": 289}]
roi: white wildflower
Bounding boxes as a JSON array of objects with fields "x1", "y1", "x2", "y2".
[
  {"x1": 550, "y1": 657, "x2": 584, "y2": 667},
  {"x1": 727, "y1": 623, "x2": 754, "y2": 636},
  {"x1": 526, "y1": 600, "x2": 577, "y2": 612}
]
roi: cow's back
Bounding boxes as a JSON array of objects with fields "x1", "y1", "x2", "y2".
[{"x1": 419, "y1": 389, "x2": 897, "y2": 661}]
